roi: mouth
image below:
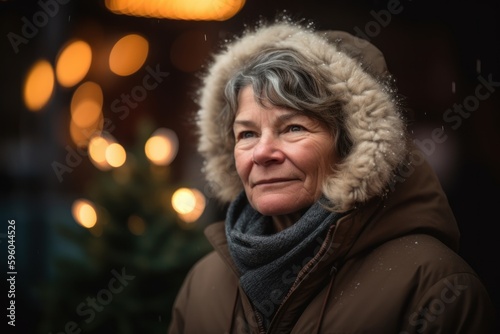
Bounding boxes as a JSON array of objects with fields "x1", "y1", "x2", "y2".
[{"x1": 252, "y1": 178, "x2": 298, "y2": 187}]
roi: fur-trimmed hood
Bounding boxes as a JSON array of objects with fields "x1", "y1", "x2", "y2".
[{"x1": 196, "y1": 20, "x2": 407, "y2": 212}]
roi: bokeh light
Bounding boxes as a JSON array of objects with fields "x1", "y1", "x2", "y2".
[
  {"x1": 171, "y1": 187, "x2": 206, "y2": 223},
  {"x1": 105, "y1": 142, "x2": 127, "y2": 168},
  {"x1": 72, "y1": 199, "x2": 98, "y2": 228},
  {"x1": 23, "y1": 59, "x2": 55, "y2": 111},
  {"x1": 88, "y1": 134, "x2": 114, "y2": 170},
  {"x1": 105, "y1": 0, "x2": 246, "y2": 21},
  {"x1": 71, "y1": 81, "x2": 103, "y2": 111},
  {"x1": 70, "y1": 114, "x2": 104, "y2": 148},
  {"x1": 71, "y1": 81, "x2": 103, "y2": 128},
  {"x1": 144, "y1": 128, "x2": 179, "y2": 166},
  {"x1": 109, "y1": 34, "x2": 149, "y2": 76},
  {"x1": 56, "y1": 40, "x2": 92, "y2": 87}
]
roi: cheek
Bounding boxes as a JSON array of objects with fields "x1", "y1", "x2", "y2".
[
  {"x1": 303, "y1": 143, "x2": 336, "y2": 179},
  {"x1": 318, "y1": 147, "x2": 335, "y2": 170},
  {"x1": 234, "y1": 151, "x2": 251, "y2": 181}
]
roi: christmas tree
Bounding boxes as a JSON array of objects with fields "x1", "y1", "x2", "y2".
[{"x1": 39, "y1": 118, "x2": 212, "y2": 333}]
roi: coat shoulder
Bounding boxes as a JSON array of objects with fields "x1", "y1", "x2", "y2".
[
  {"x1": 169, "y1": 250, "x2": 239, "y2": 334},
  {"x1": 366, "y1": 233, "x2": 484, "y2": 290},
  {"x1": 304, "y1": 234, "x2": 495, "y2": 333},
  {"x1": 379, "y1": 234, "x2": 476, "y2": 275},
  {"x1": 188, "y1": 250, "x2": 238, "y2": 294}
]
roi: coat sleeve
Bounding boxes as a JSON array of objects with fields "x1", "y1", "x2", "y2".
[
  {"x1": 167, "y1": 267, "x2": 196, "y2": 334},
  {"x1": 399, "y1": 272, "x2": 495, "y2": 333}
]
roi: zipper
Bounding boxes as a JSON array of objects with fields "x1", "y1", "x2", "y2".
[
  {"x1": 265, "y1": 224, "x2": 339, "y2": 333},
  {"x1": 255, "y1": 310, "x2": 267, "y2": 334}
]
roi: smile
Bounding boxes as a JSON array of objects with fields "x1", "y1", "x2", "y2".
[{"x1": 252, "y1": 178, "x2": 299, "y2": 187}]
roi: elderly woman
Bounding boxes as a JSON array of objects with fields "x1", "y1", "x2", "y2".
[{"x1": 168, "y1": 20, "x2": 494, "y2": 333}]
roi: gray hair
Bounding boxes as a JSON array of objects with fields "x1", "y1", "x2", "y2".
[{"x1": 221, "y1": 48, "x2": 353, "y2": 159}]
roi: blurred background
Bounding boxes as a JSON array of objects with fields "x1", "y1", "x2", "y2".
[{"x1": 0, "y1": 0, "x2": 498, "y2": 333}]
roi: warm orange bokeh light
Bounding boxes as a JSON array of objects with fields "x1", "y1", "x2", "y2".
[
  {"x1": 109, "y1": 34, "x2": 149, "y2": 76},
  {"x1": 105, "y1": 0, "x2": 245, "y2": 21},
  {"x1": 88, "y1": 135, "x2": 113, "y2": 170},
  {"x1": 72, "y1": 99, "x2": 102, "y2": 128},
  {"x1": 69, "y1": 81, "x2": 105, "y2": 147},
  {"x1": 56, "y1": 40, "x2": 92, "y2": 87},
  {"x1": 171, "y1": 187, "x2": 206, "y2": 223},
  {"x1": 105, "y1": 142, "x2": 127, "y2": 168},
  {"x1": 72, "y1": 199, "x2": 98, "y2": 228},
  {"x1": 71, "y1": 81, "x2": 103, "y2": 110},
  {"x1": 23, "y1": 60, "x2": 55, "y2": 111},
  {"x1": 144, "y1": 128, "x2": 178, "y2": 166},
  {"x1": 70, "y1": 114, "x2": 103, "y2": 148},
  {"x1": 71, "y1": 81, "x2": 103, "y2": 128}
]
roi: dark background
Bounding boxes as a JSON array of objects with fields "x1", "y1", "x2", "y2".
[{"x1": 1, "y1": 0, "x2": 499, "y2": 333}]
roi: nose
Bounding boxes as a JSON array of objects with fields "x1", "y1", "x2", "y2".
[{"x1": 252, "y1": 135, "x2": 285, "y2": 166}]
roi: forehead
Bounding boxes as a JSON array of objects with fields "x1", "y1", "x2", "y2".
[{"x1": 235, "y1": 86, "x2": 302, "y2": 121}]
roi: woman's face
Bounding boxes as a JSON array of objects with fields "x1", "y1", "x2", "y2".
[{"x1": 233, "y1": 86, "x2": 337, "y2": 217}]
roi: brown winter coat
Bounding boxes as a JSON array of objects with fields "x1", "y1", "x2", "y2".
[
  {"x1": 168, "y1": 157, "x2": 495, "y2": 333},
  {"x1": 169, "y1": 21, "x2": 495, "y2": 333}
]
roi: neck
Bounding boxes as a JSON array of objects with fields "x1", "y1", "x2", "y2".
[{"x1": 271, "y1": 209, "x2": 308, "y2": 232}]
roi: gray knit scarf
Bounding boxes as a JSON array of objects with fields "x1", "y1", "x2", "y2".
[{"x1": 225, "y1": 191, "x2": 342, "y2": 330}]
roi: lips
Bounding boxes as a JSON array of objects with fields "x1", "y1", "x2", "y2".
[{"x1": 252, "y1": 178, "x2": 298, "y2": 187}]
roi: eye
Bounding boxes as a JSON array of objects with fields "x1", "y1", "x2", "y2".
[
  {"x1": 287, "y1": 125, "x2": 304, "y2": 132},
  {"x1": 237, "y1": 131, "x2": 256, "y2": 140}
]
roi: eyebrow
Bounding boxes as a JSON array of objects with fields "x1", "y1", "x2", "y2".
[
  {"x1": 233, "y1": 119, "x2": 255, "y2": 128},
  {"x1": 233, "y1": 111, "x2": 303, "y2": 128}
]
